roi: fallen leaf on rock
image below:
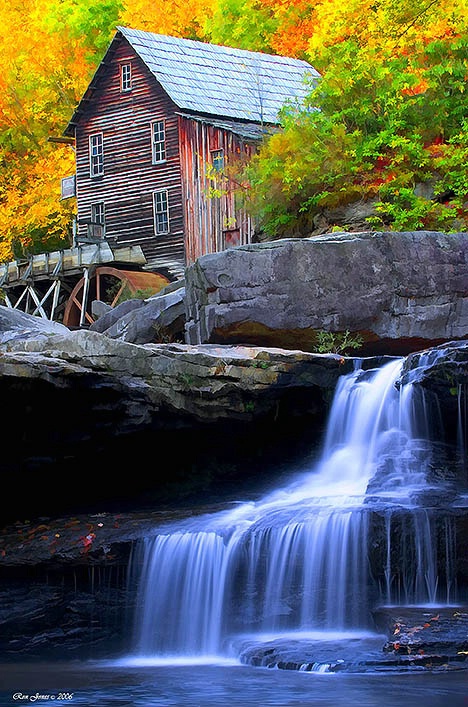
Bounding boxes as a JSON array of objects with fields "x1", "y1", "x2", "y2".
[
  {"x1": 407, "y1": 626, "x2": 424, "y2": 634},
  {"x1": 80, "y1": 532, "x2": 96, "y2": 552}
]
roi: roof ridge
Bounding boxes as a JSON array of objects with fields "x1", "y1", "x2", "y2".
[{"x1": 116, "y1": 25, "x2": 315, "y2": 68}]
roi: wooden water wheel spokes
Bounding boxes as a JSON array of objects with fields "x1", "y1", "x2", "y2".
[{"x1": 62, "y1": 266, "x2": 170, "y2": 328}]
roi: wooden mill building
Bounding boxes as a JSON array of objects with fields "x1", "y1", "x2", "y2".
[
  {"x1": 63, "y1": 26, "x2": 318, "y2": 281},
  {"x1": 0, "y1": 27, "x2": 318, "y2": 326}
]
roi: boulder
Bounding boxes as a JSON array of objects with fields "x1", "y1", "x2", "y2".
[
  {"x1": 89, "y1": 297, "x2": 144, "y2": 332},
  {"x1": 0, "y1": 306, "x2": 69, "y2": 344},
  {"x1": 98, "y1": 287, "x2": 186, "y2": 344},
  {"x1": 184, "y1": 231, "x2": 468, "y2": 355},
  {"x1": 89, "y1": 281, "x2": 186, "y2": 344}
]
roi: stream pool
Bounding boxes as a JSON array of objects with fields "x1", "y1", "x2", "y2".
[{"x1": 0, "y1": 660, "x2": 467, "y2": 707}]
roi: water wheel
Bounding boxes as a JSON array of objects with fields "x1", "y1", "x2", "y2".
[{"x1": 63, "y1": 266, "x2": 170, "y2": 327}]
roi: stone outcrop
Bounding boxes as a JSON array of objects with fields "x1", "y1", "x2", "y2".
[
  {"x1": 0, "y1": 308, "x2": 362, "y2": 428},
  {"x1": 0, "y1": 308, "x2": 467, "y2": 502},
  {"x1": 89, "y1": 280, "x2": 186, "y2": 344},
  {"x1": 0, "y1": 303, "x2": 466, "y2": 527},
  {"x1": 373, "y1": 606, "x2": 468, "y2": 657},
  {"x1": 184, "y1": 231, "x2": 468, "y2": 355},
  {"x1": 0, "y1": 305, "x2": 370, "y2": 522},
  {"x1": 233, "y1": 607, "x2": 468, "y2": 673}
]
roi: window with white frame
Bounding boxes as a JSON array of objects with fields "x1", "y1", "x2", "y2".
[
  {"x1": 91, "y1": 202, "x2": 105, "y2": 224},
  {"x1": 151, "y1": 120, "x2": 166, "y2": 163},
  {"x1": 120, "y1": 63, "x2": 132, "y2": 92},
  {"x1": 153, "y1": 190, "x2": 169, "y2": 234},
  {"x1": 89, "y1": 133, "x2": 104, "y2": 177}
]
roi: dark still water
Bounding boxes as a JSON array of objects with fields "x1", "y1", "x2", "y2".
[{"x1": 0, "y1": 660, "x2": 467, "y2": 707}]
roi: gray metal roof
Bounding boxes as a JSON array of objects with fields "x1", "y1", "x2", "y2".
[{"x1": 117, "y1": 26, "x2": 319, "y2": 124}]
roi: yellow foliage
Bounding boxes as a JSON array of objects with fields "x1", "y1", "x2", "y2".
[
  {"x1": 0, "y1": 147, "x2": 75, "y2": 262},
  {"x1": 307, "y1": 0, "x2": 466, "y2": 61},
  {"x1": 120, "y1": 0, "x2": 214, "y2": 37}
]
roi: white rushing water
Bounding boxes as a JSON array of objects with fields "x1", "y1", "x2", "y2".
[{"x1": 129, "y1": 358, "x2": 458, "y2": 659}]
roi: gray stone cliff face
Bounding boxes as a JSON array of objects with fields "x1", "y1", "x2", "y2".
[
  {"x1": 184, "y1": 231, "x2": 468, "y2": 354},
  {"x1": 0, "y1": 306, "x2": 365, "y2": 521}
]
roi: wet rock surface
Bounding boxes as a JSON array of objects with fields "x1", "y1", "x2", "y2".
[
  {"x1": 0, "y1": 506, "x2": 218, "y2": 660},
  {"x1": 373, "y1": 606, "x2": 468, "y2": 654},
  {"x1": 234, "y1": 608, "x2": 468, "y2": 674}
]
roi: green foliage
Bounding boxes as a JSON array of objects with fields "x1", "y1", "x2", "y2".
[
  {"x1": 251, "y1": 359, "x2": 271, "y2": 369},
  {"x1": 152, "y1": 324, "x2": 184, "y2": 343},
  {"x1": 10, "y1": 222, "x2": 72, "y2": 258},
  {"x1": 313, "y1": 329, "x2": 364, "y2": 355},
  {"x1": 41, "y1": 0, "x2": 124, "y2": 57},
  {"x1": 114, "y1": 285, "x2": 157, "y2": 305},
  {"x1": 205, "y1": 0, "x2": 277, "y2": 52},
  {"x1": 244, "y1": 31, "x2": 468, "y2": 237},
  {"x1": 179, "y1": 372, "x2": 195, "y2": 389}
]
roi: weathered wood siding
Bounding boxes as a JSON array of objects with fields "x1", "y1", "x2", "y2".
[
  {"x1": 74, "y1": 39, "x2": 185, "y2": 278},
  {"x1": 179, "y1": 117, "x2": 257, "y2": 264}
]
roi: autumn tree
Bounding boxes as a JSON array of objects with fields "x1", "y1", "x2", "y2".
[
  {"x1": 0, "y1": 0, "x2": 214, "y2": 263},
  {"x1": 205, "y1": 0, "x2": 317, "y2": 56},
  {"x1": 0, "y1": 0, "x2": 123, "y2": 260},
  {"x1": 243, "y1": 0, "x2": 468, "y2": 237},
  {"x1": 120, "y1": 0, "x2": 213, "y2": 39}
]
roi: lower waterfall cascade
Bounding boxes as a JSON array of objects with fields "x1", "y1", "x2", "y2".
[{"x1": 127, "y1": 354, "x2": 466, "y2": 664}]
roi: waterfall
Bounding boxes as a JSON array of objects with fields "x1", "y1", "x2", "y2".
[{"x1": 130, "y1": 357, "x2": 459, "y2": 659}]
